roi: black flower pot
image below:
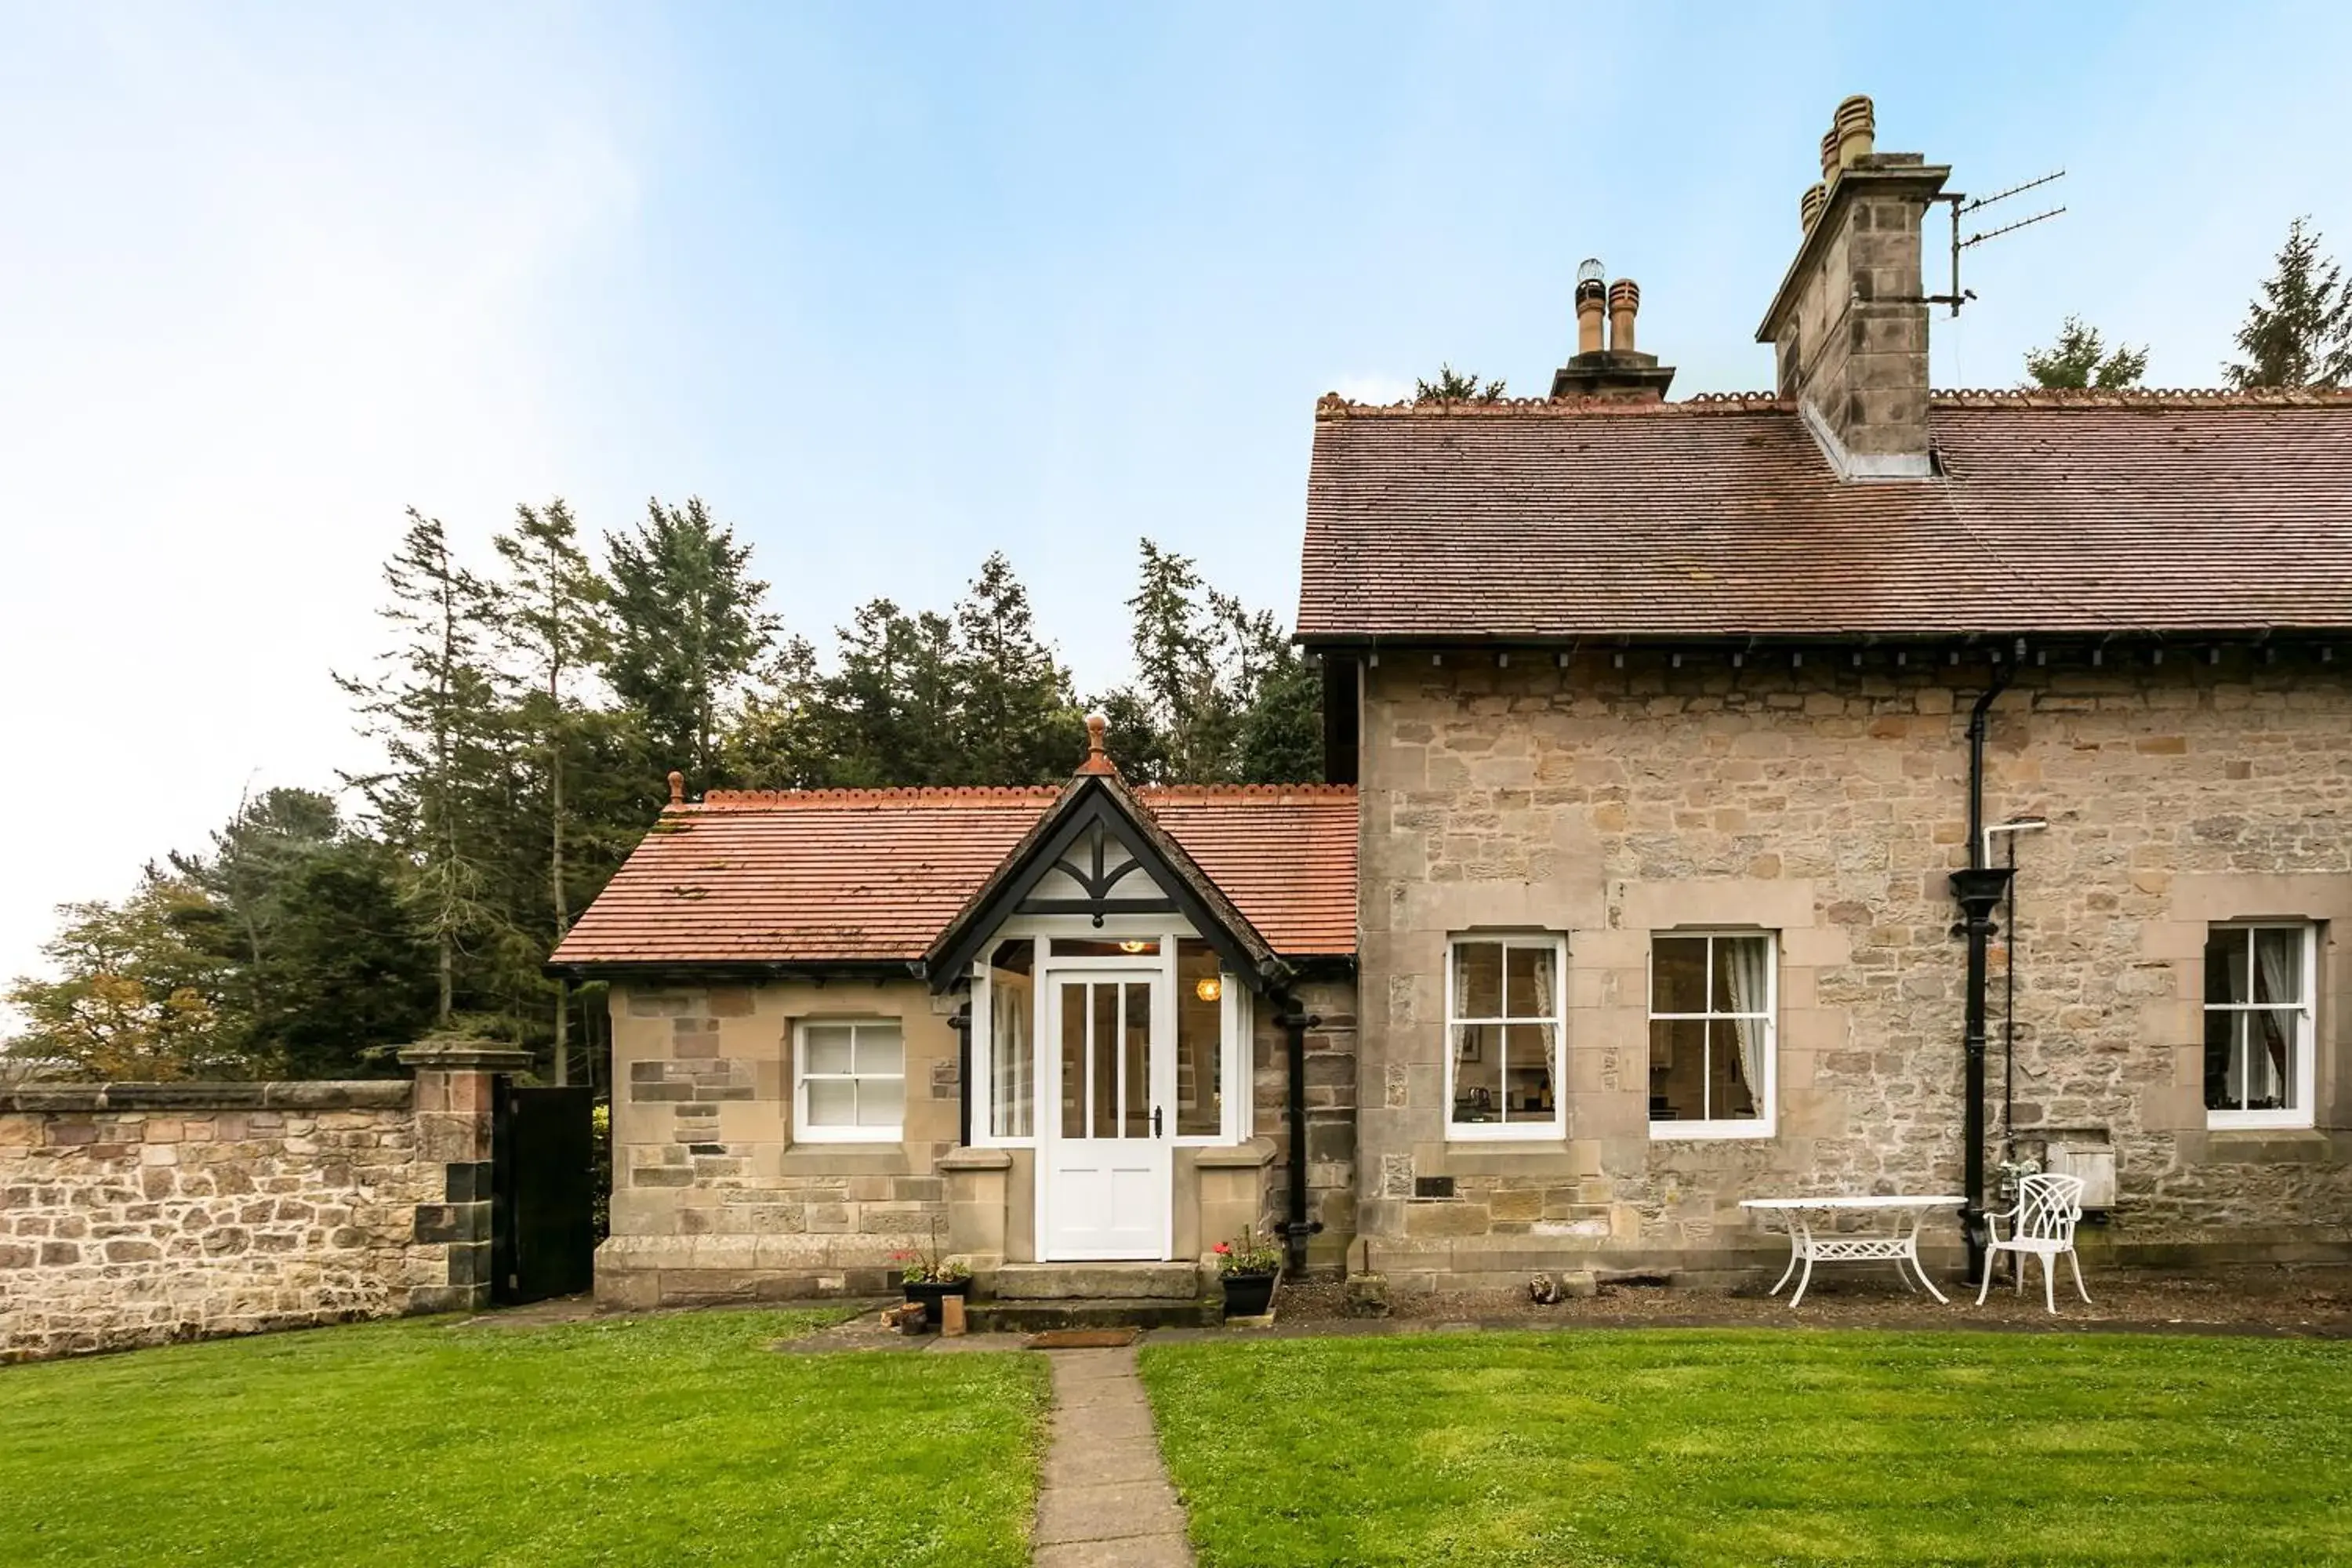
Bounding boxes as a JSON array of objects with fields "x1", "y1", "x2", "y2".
[
  {"x1": 1221, "y1": 1270, "x2": 1278, "y2": 1319},
  {"x1": 902, "y1": 1277, "x2": 971, "y2": 1330}
]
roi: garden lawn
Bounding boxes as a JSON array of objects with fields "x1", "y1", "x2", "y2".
[
  {"x1": 0, "y1": 1309, "x2": 1051, "y2": 1568},
  {"x1": 1141, "y1": 1329, "x2": 2352, "y2": 1567}
]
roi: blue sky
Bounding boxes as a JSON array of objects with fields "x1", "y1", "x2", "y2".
[{"x1": 4, "y1": 1, "x2": 2349, "y2": 984}]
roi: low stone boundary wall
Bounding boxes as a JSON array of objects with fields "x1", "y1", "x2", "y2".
[{"x1": 1, "y1": 1043, "x2": 524, "y2": 1363}]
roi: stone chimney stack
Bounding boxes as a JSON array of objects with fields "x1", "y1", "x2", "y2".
[
  {"x1": 1756, "y1": 95, "x2": 1950, "y2": 478},
  {"x1": 1551, "y1": 258, "x2": 1675, "y2": 401}
]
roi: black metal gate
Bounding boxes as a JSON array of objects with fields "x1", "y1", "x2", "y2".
[{"x1": 492, "y1": 1083, "x2": 597, "y2": 1305}]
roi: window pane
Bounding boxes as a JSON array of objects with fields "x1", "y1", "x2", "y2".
[
  {"x1": 1652, "y1": 938, "x2": 1708, "y2": 1014},
  {"x1": 1123, "y1": 981, "x2": 1152, "y2": 1138},
  {"x1": 1054, "y1": 938, "x2": 1159, "y2": 957},
  {"x1": 1710, "y1": 1018, "x2": 1761, "y2": 1120},
  {"x1": 853, "y1": 1025, "x2": 903, "y2": 1076},
  {"x1": 1177, "y1": 941, "x2": 1221, "y2": 1136},
  {"x1": 991, "y1": 974, "x2": 1032, "y2": 1138},
  {"x1": 1502, "y1": 1023, "x2": 1555, "y2": 1120},
  {"x1": 1711, "y1": 936, "x2": 1770, "y2": 1015},
  {"x1": 1450, "y1": 1023, "x2": 1502, "y2": 1123},
  {"x1": 856, "y1": 1076, "x2": 905, "y2": 1128},
  {"x1": 2204, "y1": 928, "x2": 2247, "y2": 1006},
  {"x1": 2203, "y1": 1007, "x2": 2243, "y2": 1112},
  {"x1": 1454, "y1": 942, "x2": 1503, "y2": 1018},
  {"x1": 1060, "y1": 982, "x2": 1087, "y2": 1139},
  {"x1": 1091, "y1": 982, "x2": 1120, "y2": 1138},
  {"x1": 1504, "y1": 945, "x2": 1556, "y2": 1020},
  {"x1": 2251, "y1": 1008, "x2": 2297, "y2": 1111},
  {"x1": 1650, "y1": 1017, "x2": 1706, "y2": 1122},
  {"x1": 805, "y1": 1078, "x2": 855, "y2": 1127},
  {"x1": 804, "y1": 1025, "x2": 854, "y2": 1075},
  {"x1": 2252, "y1": 928, "x2": 2303, "y2": 1006}
]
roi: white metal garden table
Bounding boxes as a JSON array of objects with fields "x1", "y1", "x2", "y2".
[{"x1": 1738, "y1": 1195, "x2": 1965, "y2": 1308}]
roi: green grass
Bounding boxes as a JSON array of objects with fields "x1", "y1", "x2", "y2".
[
  {"x1": 0, "y1": 1309, "x2": 1051, "y2": 1568},
  {"x1": 1140, "y1": 1330, "x2": 2352, "y2": 1567}
]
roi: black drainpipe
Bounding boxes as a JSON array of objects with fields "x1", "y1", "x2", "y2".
[
  {"x1": 950, "y1": 1001, "x2": 973, "y2": 1148},
  {"x1": 1950, "y1": 662, "x2": 2017, "y2": 1287},
  {"x1": 1272, "y1": 996, "x2": 1324, "y2": 1276}
]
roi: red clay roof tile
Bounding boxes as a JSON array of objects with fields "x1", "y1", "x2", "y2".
[{"x1": 552, "y1": 785, "x2": 1358, "y2": 968}]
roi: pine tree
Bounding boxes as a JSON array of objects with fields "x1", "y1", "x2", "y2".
[
  {"x1": 2225, "y1": 217, "x2": 2352, "y2": 390},
  {"x1": 604, "y1": 497, "x2": 780, "y2": 787},
  {"x1": 2023, "y1": 316, "x2": 2148, "y2": 390},
  {"x1": 490, "y1": 499, "x2": 610, "y2": 1082},
  {"x1": 337, "y1": 510, "x2": 514, "y2": 1029}
]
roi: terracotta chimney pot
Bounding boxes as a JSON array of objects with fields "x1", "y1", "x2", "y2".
[
  {"x1": 1820, "y1": 126, "x2": 1842, "y2": 180},
  {"x1": 1575, "y1": 278, "x2": 1606, "y2": 356},
  {"x1": 1607, "y1": 278, "x2": 1639, "y2": 354},
  {"x1": 1800, "y1": 181, "x2": 1828, "y2": 233},
  {"x1": 1835, "y1": 94, "x2": 1875, "y2": 169}
]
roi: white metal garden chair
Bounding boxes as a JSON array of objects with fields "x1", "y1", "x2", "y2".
[{"x1": 1976, "y1": 1172, "x2": 2090, "y2": 1314}]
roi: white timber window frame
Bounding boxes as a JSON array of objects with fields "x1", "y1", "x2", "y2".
[
  {"x1": 1443, "y1": 933, "x2": 1568, "y2": 1142},
  {"x1": 1646, "y1": 930, "x2": 1778, "y2": 1140},
  {"x1": 2204, "y1": 921, "x2": 2320, "y2": 1131},
  {"x1": 792, "y1": 1018, "x2": 906, "y2": 1144}
]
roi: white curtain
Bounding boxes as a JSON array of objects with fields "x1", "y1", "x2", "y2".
[
  {"x1": 1530, "y1": 945, "x2": 1558, "y2": 1106},
  {"x1": 2252, "y1": 935, "x2": 2296, "y2": 1108},
  {"x1": 1722, "y1": 936, "x2": 1769, "y2": 1114},
  {"x1": 993, "y1": 973, "x2": 1032, "y2": 1138}
]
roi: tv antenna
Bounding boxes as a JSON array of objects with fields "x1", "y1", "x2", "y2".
[{"x1": 1926, "y1": 169, "x2": 2067, "y2": 316}]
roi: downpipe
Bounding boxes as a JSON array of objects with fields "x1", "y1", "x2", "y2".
[
  {"x1": 1951, "y1": 664, "x2": 2016, "y2": 1287},
  {"x1": 1272, "y1": 999, "x2": 1324, "y2": 1277}
]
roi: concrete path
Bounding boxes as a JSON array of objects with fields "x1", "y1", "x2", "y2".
[{"x1": 1031, "y1": 1345, "x2": 1194, "y2": 1567}]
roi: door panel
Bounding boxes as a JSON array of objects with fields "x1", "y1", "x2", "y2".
[{"x1": 1041, "y1": 969, "x2": 1171, "y2": 1260}]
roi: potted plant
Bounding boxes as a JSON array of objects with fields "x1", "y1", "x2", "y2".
[
  {"x1": 1213, "y1": 1225, "x2": 1283, "y2": 1319},
  {"x1": 892, "y1": 1218, "x2": 971, "y2": 1328}
]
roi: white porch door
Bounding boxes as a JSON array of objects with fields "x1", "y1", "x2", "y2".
[{"x1": 1040, "y1": 968, "x2": 1171, "y2": 1260}]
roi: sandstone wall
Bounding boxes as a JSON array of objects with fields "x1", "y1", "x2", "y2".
[
  {"x1": 1356, "y1": 650, "x2": 2352, "y2": 1289},
  {"x1": 0, "y1": 1081, "x2": 458, "y2": 1362},
  {"x1": 599, "y1": 980, "x2": 960, "y2": 1307}
]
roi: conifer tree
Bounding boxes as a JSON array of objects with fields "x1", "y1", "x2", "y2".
[
  {"x1": 2023, "y1": 316, "x2": 2148, "y2": 390},
  {"x1": 604, "y1": 497, "x2": 779, "y2": 786},
  {"x1": 952, "y1": 553, "x2": 1087, "y2": 783},
  {"x1": 491, "y1": 499, "x2": 609, "y2": 1081},
  {"x1": 337, "y1": 510, "x2": 514, "y2": 1027},
  {"x1": 2225, "y1": 217, "x2": 2352, "y2": 390}
]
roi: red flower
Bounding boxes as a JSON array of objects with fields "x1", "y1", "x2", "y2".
[{"x1": 1213, "y1": 1242, "x2": 1232, "y2": 1254}]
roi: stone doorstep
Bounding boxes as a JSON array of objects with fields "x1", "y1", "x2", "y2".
[{"x1": 991, "y1": 1261, "x2": 1200, "y2": 1300}]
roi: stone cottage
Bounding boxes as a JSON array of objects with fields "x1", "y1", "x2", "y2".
[{"x1": 555, "y1": 96, "x2": 2352, "y2": 1306}]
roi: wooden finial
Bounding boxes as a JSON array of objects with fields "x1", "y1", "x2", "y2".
[
  {"x1": 667, "y1": 770, "x2": 686, "y2": 807},
  {"x1": 1076, "y1": 711, "x2": 1117, "y2": 776}
]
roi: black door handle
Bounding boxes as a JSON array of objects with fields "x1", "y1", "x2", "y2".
[{"x1": 1152, "y1": 1105, "x2": 1163, "y2": 1138}]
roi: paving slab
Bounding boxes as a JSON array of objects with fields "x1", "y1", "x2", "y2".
[{"x1": 1030, "y1": 1345, "x2": 1193, "y2": 1566}]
